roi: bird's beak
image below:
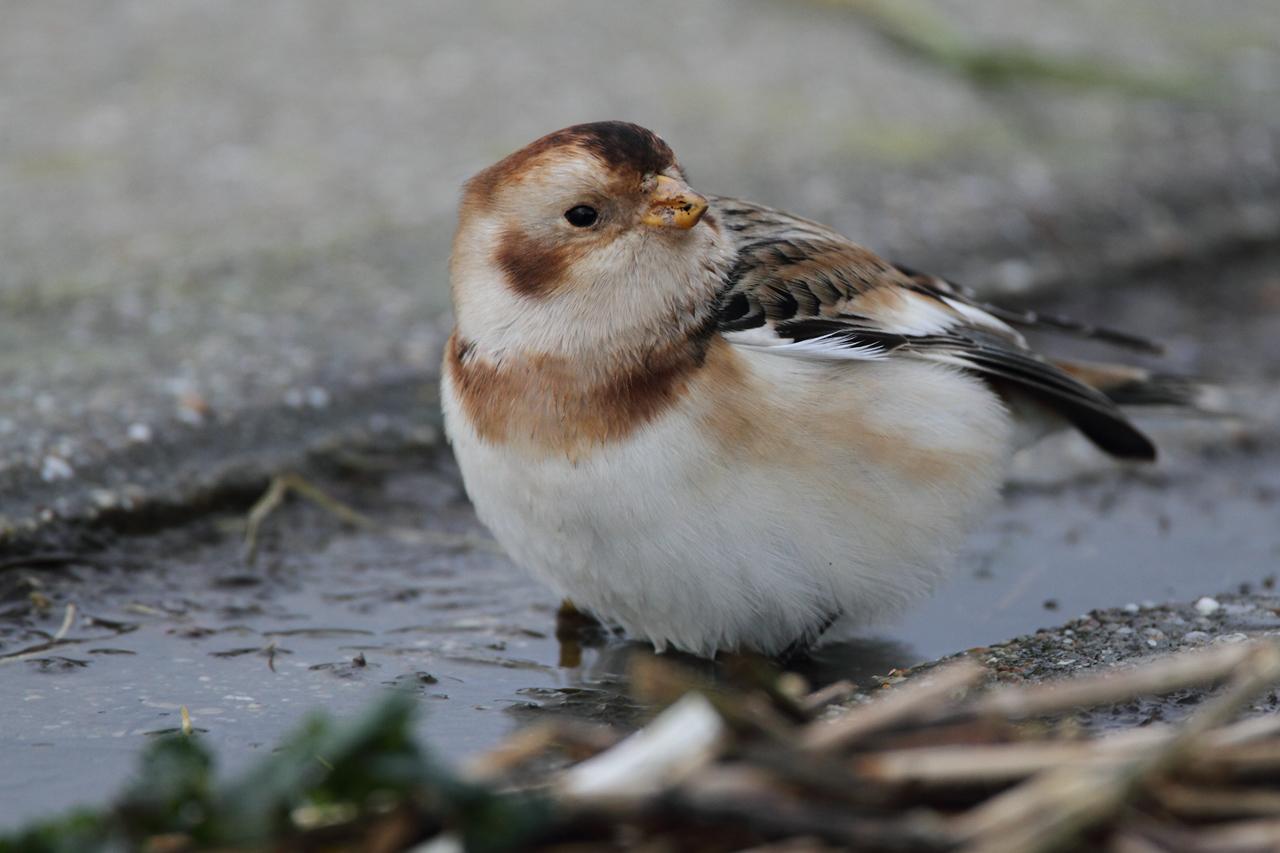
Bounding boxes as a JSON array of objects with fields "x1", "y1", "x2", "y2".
[{"x1": 642, "y1": 175, "x2": 709, "y2": 230}]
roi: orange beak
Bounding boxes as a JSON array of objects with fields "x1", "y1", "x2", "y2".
[{"x1": 641, "y1": 175, "x2": 709, "y2": 230}]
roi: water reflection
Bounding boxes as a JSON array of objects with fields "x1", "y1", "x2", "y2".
[{"x1": 530, "y1": 617, "x2": 921, "y2": 734}]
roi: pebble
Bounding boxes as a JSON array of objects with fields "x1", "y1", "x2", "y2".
[
  {"x1": 305, "y1": 386, "x2": 331, "y2": 409},
  {"x1": 1194, "y1": 596, "x2": 1222, "y2": 616},
  {"x1": 90, "y1": 489, "x2": 119, "y2": 509},
  {"x1": 126, "y1": 422, "x2": 153, "y2": 443},
  {"x1": 1182, "y1": 631, "x2": 1211, "y2": 643},
  {"x1": 40, "y1": 455, "x2": 74, "y2": 482}
]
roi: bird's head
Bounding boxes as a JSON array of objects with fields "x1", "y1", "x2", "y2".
[{"x1": 450, "y1": 122, "x2": 730, "y2": 366}]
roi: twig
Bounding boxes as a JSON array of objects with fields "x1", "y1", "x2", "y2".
[
  {"x1": 855, "y1": 739, "x2": 1130, "y2": 787},
  {"x1": 242, "y1": 475, "x2": 291, "y2": 565},
  {"x1": 241, "y1": 472, "x2": 497, "y2": 565},
  {"x1": 53, "y1": 602, "x2": 77, "y2": 641},
  {"x1": 666, "y1": 766, "x2": 956, "y2": 851},
  {"x1": 802, "y1": 660, "x2": 984, "y2": 752},
  {"x1": 463, "y1": 720, "x2": 618, "y2": 782},
  {"x1": 799, "y1": 679, "x2": 858, "y2": 715},
  {"x1": 0, "y1": 553, "x2": 104, "y2": 573},
  {"x1": 558, "y1": 693, "x2": 727, "y2": 805},
  {"x1": 0, "y1": 638, "x2": 80, "y2": 665},
  {"x1": 853, "y1": 714, "x2": 1280, "y2": 787},
  {"x1": 954, "y1": 641, "x2": 1280, "y2": 853},
  {"x1": 242, "y1": 472, "x2": 384, "y2": 564},
  {"x1": 1149, "y1": 780, "x2": 1280, "y2": 821},
  {"x1": 1190, "y1": 741, "x2": 1280, "y2": 777},
  {"x1": 1173, "y1": 818, "x2": 1280, "y2": 853},
  {"x1": 967, "y1": 641, "x2": 1255, "y2": 721}
]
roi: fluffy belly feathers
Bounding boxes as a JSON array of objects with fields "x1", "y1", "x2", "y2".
[{"x1": 442, "y1": 344, "x2": 1012, "y2": 656}]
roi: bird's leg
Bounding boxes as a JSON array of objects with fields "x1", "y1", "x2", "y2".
[
  {"x1": 778, "y1": 609, "x2": 843, "y2": 666},
  {"x1": 555, "y1": 598, "x2": 606, "y2": 668}
]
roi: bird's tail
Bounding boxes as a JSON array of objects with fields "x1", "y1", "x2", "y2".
[{"x1": 1052, "y1": 358, "x2": 1231, "y2": 414}]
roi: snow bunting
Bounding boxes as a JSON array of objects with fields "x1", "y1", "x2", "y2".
[{"x1": 443, "y1": 121, "x2": 1183, "y2": 658}]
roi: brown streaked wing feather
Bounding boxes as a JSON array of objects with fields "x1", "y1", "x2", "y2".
[{"x1": 712, "y1": 198, "x2": 1157, "y2": 461}]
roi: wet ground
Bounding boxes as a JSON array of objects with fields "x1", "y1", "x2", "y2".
[
  {"x1": 4, "y1": 0, "x2": 1279, "y2": 838},
  {"x1": 2, "y1": 249, "x2": 1278, "y2": 826}
]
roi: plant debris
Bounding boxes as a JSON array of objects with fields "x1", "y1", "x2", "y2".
[{"x1": 7, "y1": 639, "x2": 1280, "y2": 851}]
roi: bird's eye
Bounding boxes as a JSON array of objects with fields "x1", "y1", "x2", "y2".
[{"x1": 564, "y1": 205, "x2": 599, "y2": 227}]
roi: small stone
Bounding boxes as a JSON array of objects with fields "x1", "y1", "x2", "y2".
[
  {"x1": 1217, "y1": 632, "x2": 1250, "y2": 644},
  {"x1": 1123, "y1": 603, "x2": 1140, "y2": 613},
  {"x1": 126, "y1": 422, "x2": 153, "y2": 443},
  {"x1": 1194, "y1": 597, "x2": 1221, "y2": 616},
  {"x1": 40, "y1": 455, "x2": 74, "y2": 482},
  {"x1": 1182, "y1": 631, "x2": 1211, "y2": 643},
  {"x1": 177, "y1": 407, "x2": 204, "y2": 425},
  {"x1": 305, "y1": 386, "x2": 331, "y2": 408}
]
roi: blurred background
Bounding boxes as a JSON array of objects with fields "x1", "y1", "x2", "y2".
[
  {"x1": 4, "y1": 0, "x2": 1278, "y2": 489},
  {"x1": 2, "y1": 0, "x2": 1279, "y2": 827}
]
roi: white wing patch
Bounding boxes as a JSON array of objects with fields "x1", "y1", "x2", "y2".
[
  {"x1": 939, "y1": 296, "x2": 1026, "y2": 344},
  {"x1": 723, "y1": 327, "x2": 887, "y2": 361},
  {"x1": 872, "y1": 291, "x2": 959, "y2": 337}
]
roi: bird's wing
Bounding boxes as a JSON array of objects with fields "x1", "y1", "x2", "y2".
[
  {"x1": 711, "y1": 197, "x2": 1157, "y2": 460},
  {"x1": 888, "y1": 264, "x2": 1165, "y2": 354}
]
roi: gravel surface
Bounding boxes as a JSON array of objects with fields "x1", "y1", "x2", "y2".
[{"x1": 863, "y1": 593, "x2": 1280, "y2": 732}]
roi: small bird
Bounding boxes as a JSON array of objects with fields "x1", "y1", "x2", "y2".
[{"x1": 443, "y1": 121, "x2": 1192, "y2": 658}]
